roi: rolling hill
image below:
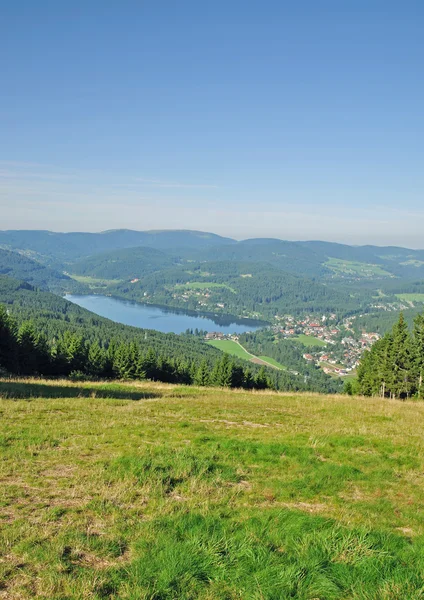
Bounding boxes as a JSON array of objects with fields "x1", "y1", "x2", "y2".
[
  {"x1": 0, "y1": 249, "x2": 84, "y2": 293},
  {"x1": 2, "y1": 228, "x2": 424, "y2": 284},
  {"x1": 0, "y1": 229, "x2": 235, "y2": 264},
  {"x1": 0, "y1": 275, "x2": 338, "y2": 393},
  {"x1": 110, "y1": 260, "x2": 364, "y2": 319},
  {"x1": 2, "y1": 229, "x2": 424, "y2": 281},
  {"x1": 69, "y1": 246, "x2": 178, "y2": 280}
]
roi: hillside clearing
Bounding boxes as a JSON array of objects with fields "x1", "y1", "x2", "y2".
[
  {"x1": 292, "y1": 333, "x2": 328, "y2": 347},
  {"x1": 395, "y1": 293, "x2": 424, "y2": 304},
  {"x1": 175, "y1": 281, "x2": 237, "y2": 293},
  {"x1": 1, "y1": 378, "x2": 424, "y2": 598},
  {"x1": 206, "y1": 339, "x2": 284, "y2": 369},
  {"x1": 325, "y1": 258, "x2": 393, "y2": 279},
  {"x1": 69, "y1": 274, "x2": 122, "y2": 288}
]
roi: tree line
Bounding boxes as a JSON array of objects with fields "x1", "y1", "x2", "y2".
[
  {"x1": 0, "y1": 304, "x2": 272, "y2": 390},
  {"x1": 357, "y1": 312, "x2": 424, "y2": 399},
  {"x1": 0, "y1": 277, "x2": 353, "y2": 394}
]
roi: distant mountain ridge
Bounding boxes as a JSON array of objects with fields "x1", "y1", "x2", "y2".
[
  {"x1": 0, "y1": 229, "x2": 236, "y2": 263},
  {"x1": 1, "y1": 228, "x2": 424, "y2": 280}
]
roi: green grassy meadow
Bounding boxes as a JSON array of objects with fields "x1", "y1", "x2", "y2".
[
  {"x1": 206, "y1": 339, "x2": 253, "y2": 360},
  {"x1": 70, "y1": 275, "x2": 122, "y2": 288},
  {"x1": 206, "y1": 340, "x2": 283, "y2": 369},
  {"x1": 1, "y1": 378, "x2": 424, "y2": 599},
  {"x1": 325, "y1": 259, "x2": 392, "y2": 279},
  {"x1": 395, "y1": 293, "x2": 424, "y2": 304},
  {"x1": 176, "y1": 281, "x2": 237, "y2": 293},
  {"x1": 292, "y1": 334, "x2": 327, "y2": 347},
  {"x1": 257, "y1": 356, "x2": 286, "y2": 370}
]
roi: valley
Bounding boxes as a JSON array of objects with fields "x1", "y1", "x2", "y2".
[{"x1": 3, "y1": 229, "x2": 424, "y2": 385}]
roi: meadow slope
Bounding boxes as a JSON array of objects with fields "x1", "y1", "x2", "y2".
[{"x1": 1, "y1": 379, "x2": 424, "y2": 599}]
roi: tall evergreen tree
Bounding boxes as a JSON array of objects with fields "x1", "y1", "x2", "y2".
[
  {"x1": 255, "y1": 366, "x2": 269, "y2": 390},
  {"x1": 87, "y1": 341, "x2": 106, "y2": 377},
  {"x1": 390, "y1": 313, "x2": 413, "y2": 399},
  {"x1": 194, "y1": 359, "x2": 210, "y2": 386},
  {"x1": 0, "y1": 305, "x2": 18, "y2": 373},
  {"x1": 413, "y1": 313, "x2": 424, "y2": 398},
  {"x1": 17, "y1": 321, "x2": 39, "y2": 375}
]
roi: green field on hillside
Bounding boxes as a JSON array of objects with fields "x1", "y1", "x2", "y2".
[
  {"x1": 257, "y1": 355, "x2": 286, "y2": 369},
  {"x1": 207, "y1": 339, "x2": 284, "y2": 369},
  {"x1": 206, "y1": 339, "x2": 253, "y2": 360},
  {"x1": 1, "y1": 378, "x2": 424, "y2": 599},
  {"x1": 176, "y1": 281, "x2": 237, "y2": 293},
  {"x1": 325, "y1": 258, "x2": 392, "y2": 278},
  {"x1": 70, "y1": 274, "x2": 122, "y2": 288},
  {"x1": 292, "y1": 334, "x2": 327, "y2": 347},
  {"x1": 396, "y1": 293, "x2": 424, "y2": 304}
]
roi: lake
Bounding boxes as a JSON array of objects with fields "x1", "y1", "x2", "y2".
[{"x1": 65, "y1": 294, "x2": 266, "y2": 334}]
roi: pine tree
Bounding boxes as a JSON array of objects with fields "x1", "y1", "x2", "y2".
[
  {"x1": 137, "y1": 348, "x2": 157, "y2": 380},
  {"x1": 87, "y1": 341, "x2": 106, "y2": 377},
  {"x1": 230, "y1": 364, "x2": 245, "y2": 388},
  {"x1": 194, "y1": 359, "x2": 210, "y2": 386},
  {"x1": 413, "y1": 313, "x2": 424, "y2": 397},
  {"x1": 215, "y1": 354, "x2": 233, "y2": 387},
  {"x1": 113, "y1": 343, "x2": 133, "y2": 379},
  {"x1": 0, "y1": 305, "x2": 18, "y2": 373},
  {"x1": 255, "y1": 366, "x2": 269, "y2": 390},
  {"x1": 243, "y1": 368, "x2": 254, "y2": 390},
  {"x1": 34, "y1": 332, "x2": 52, "y2": 375},
  {"x1": 391, "y1": 313, "x2": 413, "y2": 399},
  {"x1": 17, "y1": 321, "x2": 39, "y2": 375}
]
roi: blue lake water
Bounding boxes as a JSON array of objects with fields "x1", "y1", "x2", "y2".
[{"x1": 65, "y1": 294, "x2": 266, "y2": 334}]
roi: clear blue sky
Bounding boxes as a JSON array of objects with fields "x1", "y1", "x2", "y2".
[{"x1": 1, "y1": 1, "x2": 423, "y2": 246}]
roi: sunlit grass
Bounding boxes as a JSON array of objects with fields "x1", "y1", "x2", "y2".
[
  {"x1": 291, "y1": 333, "x2": 327, "y2": 347},
  {"x1": 1, "y1": 378, "x2": 424, "y2": 598},
  {"x1": 396, "y1": 293, "x2": 424, "y2": 304},
  {"x1": 207, "y1": 339, "x2": 285, "y2": 369}
]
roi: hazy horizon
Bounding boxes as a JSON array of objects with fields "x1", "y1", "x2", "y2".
[
  {"x1": 2, "y1": 225, "x2": 424, "y2": 251},
  {"x1": 2, "y1": 3, "x2": 423, "y2": 247}
]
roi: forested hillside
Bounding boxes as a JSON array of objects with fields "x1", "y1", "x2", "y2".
[
  {"x1": 2, "y1": 228, "x2": 424, "y2": 280},
  {"x1": 3, "y1": 229, "x2": 424, "y2": 390},
  {"x1": 239, "y1": 328, "x2": 342, "y2": 393},
  {"x1": 109, "y1": 261, "x2": 363, "y2": 319},
  {"x1": 357, "y1": 312, "x2": 424, "y2": 398},
  {"x1": 70, "y1": 246, "x2": 179, "y2": 279},
  {"x1": 0, "y1": 229, "x2": 234, "y2": 263},
  {"x1": 0, "y1": 249, "x2": 84, "y2": 293},
  {"x1": 0, "y1": 276, "x2": 340, "y2": 393}
]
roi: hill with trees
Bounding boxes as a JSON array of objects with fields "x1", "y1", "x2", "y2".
[
  {"x1": 0, "y1": 229, "x2": 235, "y2": 264},
  {"x1": 0, "y1": 275, "x2": 340, "y2": 393},
  {"x1": 2, "y1": 229, "x2": 424, "y2": 281},
  {"x1": 70, "y1": 246, "x2": 179, "y2": 280},
  {"x1": 357, "y1": 312, "x2": 424, "y2": 399},
  {"x1": 0, "y1": 249, "x2": 85, "y2": 293},
  {"x1": 109, "y1": 260, "x2": 363, "y2": 320}
]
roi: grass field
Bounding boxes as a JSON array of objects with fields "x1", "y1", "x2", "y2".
[
  {"x1": 70, "y1": 275, "x2": 122, "y2": 288},
  {"x1": 176, "y1": 282, "x2": 237, "y2": 293},
  {"x1": 1, "y1": 378, "x2": 424, "y2": 599},
  {"x1": 292, "y1": 334, "x2": 327, "y2": 347},
  {"x1": 206, "y1": 340, "x2": 284, "y2": 369},
  {"x1": 206, "y1": 339, "x2": 253, "y2": 360},
  {"x1": 257, "y1": 356, "x2": 286, "y2": 369},
  {"x1": 325, "y1": 258, "x2": 392, "y2": 279},
  {"x1": 395, "y1": 293, "x2": 424, "y2": 304}
]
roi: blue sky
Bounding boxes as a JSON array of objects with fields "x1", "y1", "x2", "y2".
[{"x1": 1, "y1": 1, "x2": 423, "y2": 246}]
